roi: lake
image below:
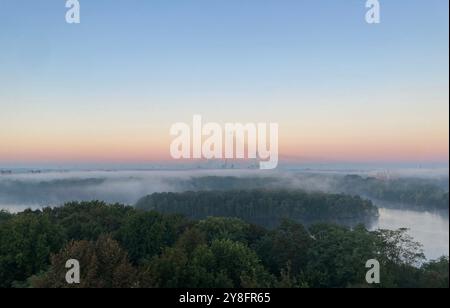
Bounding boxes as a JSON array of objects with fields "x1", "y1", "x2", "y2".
[{"x1": 372, "y1": 207, "x2": 449, "y2": 260}]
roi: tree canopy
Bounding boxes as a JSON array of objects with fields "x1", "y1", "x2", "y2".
[
  {"x1": 0, "y1": 200, "x2": 447, "y2": 288},
  {"x1": 136, "y1": 190, "x2": 379, "y2": 228}
]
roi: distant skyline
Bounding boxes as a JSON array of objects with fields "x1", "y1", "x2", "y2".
[{"x1": 1, "y1": 1, "x2": 449, "y2": 166}]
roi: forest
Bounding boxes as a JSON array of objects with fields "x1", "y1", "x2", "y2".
[
  {"x1": 135, "y1": 190, "x2": 379, "y2": 228},
  {"x1": 1, "y1": 173, "x2": 448, "y2": 213},
  {"x1": 0, "y1": 201, "x2": 448, "y2": 288},
  {"x1": 174, "y1": 175, "x2": 449, "y2": 212},
  {"x1": 337, "y1": 175, "x2": 449, "y2": 211}
]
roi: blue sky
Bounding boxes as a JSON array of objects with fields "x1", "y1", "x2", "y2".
[
  {"x1": 1, "y1": 0, "x2": 448, "y2": 95},
  {"x1": 0, "y1": 0, "x2": 448, "y2": 165}
]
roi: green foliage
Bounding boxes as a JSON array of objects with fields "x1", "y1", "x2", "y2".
[
  {"x1": 47, "y1": 201, "x2": 134, "y2": 241},
  {"x1": 0, "y1": 200, "x2": 447, "y2": 288},
  {"x1": 142, "y1": 239, "x2": 273, "y2": 288},
  {"x1": 254, "y1": 220, "x2": 312, "y2": 277},
  {"x1": 136, "y1": 190, "x2": 379, "y2": 228},
  {"x1": 195, "y1": 217, "x2": 252, "y2": 244},
  {"x1": 117, "y1": 211, "x2": 187, "y2": 263},
  {"x1": 419, "y1": 257, "x2": 449, "y2": 288},
  {"x1": 339, "y1": 175, "x2": 449, "y2": 210},
  {"x1": 156, "y1": 175, "x2": 449, "y2": 211},
  {"x1": 304, "y1": 224, "x2": 380, "y2": 288},
  {"x1": 31, "y1": 236, "x2": 137, "y2": 288},
  {"x1": 198, "y1": 239, "x2": 273, "y2": 288},
  {"x1": 375, "y1": 228, "x2": 425, "y2": 266},
  {"x1": 0, "y1": 211, "x2": 66, "y2": 287}
]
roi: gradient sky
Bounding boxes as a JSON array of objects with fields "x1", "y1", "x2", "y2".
[{"x1": 0, "y1": 0, "x2": 448, "y2": 166}]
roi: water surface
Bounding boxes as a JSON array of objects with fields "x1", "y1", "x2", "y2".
[{"x1": 372, "y1": 208, "x2": 449, "y2": 260}]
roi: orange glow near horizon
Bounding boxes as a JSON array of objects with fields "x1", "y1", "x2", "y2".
[
  {"x1": 1, "y1": 97, "x2": 448, "y2": 164},
  {"x1": 0, "y1": 128, "x2": 448, "y2": 164}
]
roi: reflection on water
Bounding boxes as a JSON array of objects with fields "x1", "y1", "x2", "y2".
[{"x1": 371, "y1": 208, "x2": 449, "y2": 260}]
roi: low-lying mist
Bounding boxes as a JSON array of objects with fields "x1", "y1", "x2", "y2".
[
  {"x1": 0, "y1": 170, "x2": 307, "y2": 210},
  {"x1": 0, "y1": 168, "x2": 448, "y2": 212}
]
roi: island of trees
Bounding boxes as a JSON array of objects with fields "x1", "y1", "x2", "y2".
[{"x1": 135, "y1": 190, "x2": 379, "y2": 228}]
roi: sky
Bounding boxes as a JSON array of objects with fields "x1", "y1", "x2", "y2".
[{"x1": 0, "y1": 0, "x2": 449, "y2": 167}]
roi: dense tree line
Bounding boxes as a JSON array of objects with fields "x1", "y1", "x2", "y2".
[
  {"x1": 0, "y1": 201, "x2": 447, "y2": 288},
  {"x1": 174, "y1": 175, "x2": 449, "y2": 212},
  {"x1": 135, "y1": 190, "x2": 379, "y2": 228},
  {"x1": 338, "y1": 175, "x2": 449, "y2": 211}
]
